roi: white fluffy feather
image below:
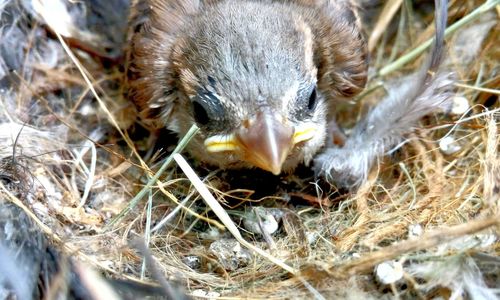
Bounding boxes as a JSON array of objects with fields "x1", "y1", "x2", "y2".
[{"x1": 314, "y1": 0, "x2": 454, "y2": 188}]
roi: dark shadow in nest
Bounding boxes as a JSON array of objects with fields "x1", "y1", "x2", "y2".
[{"x1": 134, "y1": 126, "x2": 350, "y2": 211}]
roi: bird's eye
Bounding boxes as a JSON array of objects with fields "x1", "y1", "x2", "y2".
[
  {"x1": 192, "y1": 100, "x2": 210, "y2": 126},
  {"x1": 307, "y1": 87, "x2": 317, "y2": 111},
  {"x1": 190, "y1": 90, "x2": 226, "y2": 130}
]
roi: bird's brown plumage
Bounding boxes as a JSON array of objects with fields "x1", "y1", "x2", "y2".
[{"x1": 128, "y1": 0, "x2": 368, "y2": 174}]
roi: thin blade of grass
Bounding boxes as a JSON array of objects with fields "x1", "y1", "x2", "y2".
[
  {"x1": 379, "y1": 0, "x2": 500, "y2": 76},
  {"x1": 141, "y1": 188, "x2": 153, "y2": 279},
  {"x1": 173, "y1": 154, "x2": 297, "y2": 271},
  {"x1": 173, "y1": 153, "x2": 327, "y2": 300},
  {"x1": 105, "y1": 125, "x2": 199, "y2": 230},
  {"x1": 368, "y1": 0, "x2": 403, "y2": 52}
]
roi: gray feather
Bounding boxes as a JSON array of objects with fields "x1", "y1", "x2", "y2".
[{"x1": 314, "y1": 0, "x2": 454, "y2": 188}]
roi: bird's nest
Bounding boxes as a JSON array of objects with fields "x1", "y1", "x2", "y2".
[{"x1": 0, "y1": 0, "x2": 498, "y2": 299}]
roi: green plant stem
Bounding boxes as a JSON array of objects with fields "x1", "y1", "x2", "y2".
[
  {"x1": 105, "y1": 124, "x2": 200, "y2": 230},
  {"x1": 379, "y1": 0, "x2": 499, "y2": 76}
]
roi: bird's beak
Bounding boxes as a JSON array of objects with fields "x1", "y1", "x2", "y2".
[
  {"x1": 204, "y1": 111, "x2": 293, "y2": 174},
  {"x1": 235, "y1": 111, "x2": 294, "y2": 175},
  {"x1": 204, "y1": 112, "x2": 317, "y2": 175}
]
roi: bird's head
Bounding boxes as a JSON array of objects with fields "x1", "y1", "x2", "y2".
[
  {"x1": 130, "y1": 0, "x2": 366, "y2": 175},
  {"x1": 167, "y1": 2, "x2": 327, "y2": 174}
]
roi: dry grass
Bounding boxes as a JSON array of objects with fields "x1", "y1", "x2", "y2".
[{"x1": 0, "y1": 0, "x2": 498, "y2": 299}]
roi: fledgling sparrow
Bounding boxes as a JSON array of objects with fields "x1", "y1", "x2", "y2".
[
  {"x1": 129, "y1": 0, "x2": 453, "y2": 188},
  {"x1": 129, "y1": 0, "x2": 368, "y2": 175}
]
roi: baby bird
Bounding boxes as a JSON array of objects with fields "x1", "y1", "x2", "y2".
[{"x1": 129, "y1": 0, "x2": 368, "y2": 175}]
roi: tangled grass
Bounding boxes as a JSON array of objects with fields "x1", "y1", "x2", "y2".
[{"x1": 0, "y1": 0, "x2": 498, "y2": 298}]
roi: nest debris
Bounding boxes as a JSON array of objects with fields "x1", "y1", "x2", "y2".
[{"x1": 0, "y1": 0, "x2": 498, "y2": 299}]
